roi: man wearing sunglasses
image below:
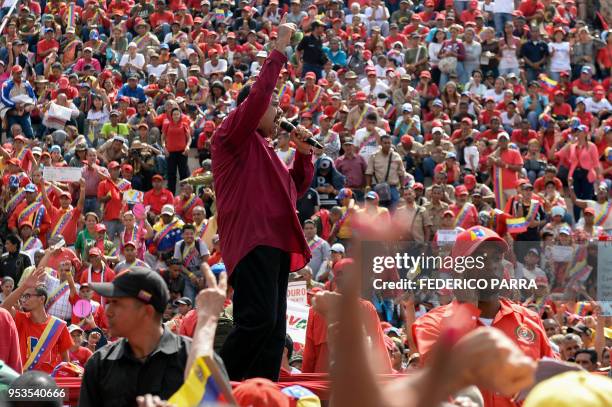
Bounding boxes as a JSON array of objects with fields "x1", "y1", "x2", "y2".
[{"x1": 1, "y1": 268, "x2": 73, "y2": 373}]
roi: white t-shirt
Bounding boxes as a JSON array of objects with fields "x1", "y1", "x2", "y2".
[
  {"x1": 147, "y1": 63, "x2": 167, "y2": 78},
  {"x1": 493, "y1": 0, "x2": 514, "y2": 13},
  {"x1": 355, "y1": 127, "x2": 386, "y2": 160},
  {"x1": 119, "y1": 53, "x2": 146, "y2": 70},
  {"x1": 483, "y1": 88, "x2": 504, "y2": 103},
  {"x1": 464, "y1": 145, "x2": 480, "y2": 171},
  {"x1": 548, "y1": 42, "x2": 571, "y2": 73},
  {"x1": 204, "y1": 59, "x2": 228, "y2": 76},
  {"x1": 584, "y1": 97, "x2": 612, "y2": 114}
]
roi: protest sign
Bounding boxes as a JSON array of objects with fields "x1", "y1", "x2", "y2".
[
  {"x1": 286, "y1": 300, "x2": 309, "y2": 344},
  {"x1": 43, "y1": 167, "x2": 82, "y2": 182},
  {"x1": 287, "y1": 280, "x2": 308, "y2": 305}
]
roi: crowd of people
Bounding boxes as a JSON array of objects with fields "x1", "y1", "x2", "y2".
[{"x1": 0, "y1": 0, "x2": 611, "y2": 405}]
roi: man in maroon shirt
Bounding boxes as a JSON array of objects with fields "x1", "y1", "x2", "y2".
[{"x1": 212, "y1": 23, "x2": 314, "y2": 382}]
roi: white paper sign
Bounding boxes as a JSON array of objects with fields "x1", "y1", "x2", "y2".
[
  {"x1": 437, "y1": 229, "x2": 458, "y2": 244},
  {"x1": 597, "y1": 243, "x2": 612, "y2": 316},
  {"x1": 287, "y1": 280, "x2": 308, "y2": 305},
  {"x1": 43, "y1": 167, "x2": 82, "y2": 182},
  {"x1": 551, "y1": 245, "x2": 573, "y2": 263},
  {"x1": 286, "y1": 300, "x2": 309, "y2": 344}
]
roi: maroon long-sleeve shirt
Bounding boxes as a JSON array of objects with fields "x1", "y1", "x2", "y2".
[{"x1": 212, "y1": 50, "x2": 314, "y2": 276}]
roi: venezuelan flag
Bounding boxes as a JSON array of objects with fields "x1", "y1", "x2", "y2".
[
  {"x1": 539, "y1": 74, "x2": 557, "y2": 93},
  {"x1": 506, "y1": 217, "x2": 528, "y2": 234},
  {"x1": 168, "y1": 356, "x2": 223, "y2": 406}
]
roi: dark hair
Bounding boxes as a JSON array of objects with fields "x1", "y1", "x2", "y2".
[
  {"x1": 545, "y1": 165, "x2": 557, "y2": 174},
  {"x1": 6, "y1": 234, "x2": 21, "y2": 250},
  {"x1": 167, "y1": 258, "x2": 183, "y2": 266},
  {"x1": 545, "y1": 180, "x2": 556, "y2": 188},
  {"x1": 284, "y1": 334, "x2": 294, "y2": 360},
  {"x1": 182, "y1": 223, "x2": 196, "y2": 232},
  {"x1": 365, "y1": 112, "x2": 378, "y2": 122},
  {"x1": 237, "y1": 84, "x2": 251, "y2": 106},
  {"x1": 8, "y1": 371, "x2": 62, "y2": 407},
  {"x1": 575, "y1": 348, "x2": 598, "y2": 364},
  {"x1": 35, "y1": 285, "x2": 49, "y2": 303}
]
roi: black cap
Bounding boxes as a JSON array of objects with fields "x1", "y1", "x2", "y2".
[{"x1": 90, "y1": 266, "x2": 169, "y2": 313}]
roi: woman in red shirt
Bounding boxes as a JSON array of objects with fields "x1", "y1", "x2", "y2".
[
  {"x1": 162, "y1": 107, "x2": 192, "y2": 194},
  {"x1": 567, "y1": 125, "x2": 602, "y2": 217}
]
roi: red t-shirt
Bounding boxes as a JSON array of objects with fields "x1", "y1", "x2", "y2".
[
  {"x1": 174, "y1": 195, "x2": 204, "y2": 224},
  {"x1": 498, "y1": 148, "x2": 524, "y2": 189},
  {"x1": 551, "y1": 103, "x2": 572, "y2": 119},
  {"x1": 479, "y1": 109, "x2": 502, "y2": 126},
  {"x1": 149, "y1": 11, "x2": 174, "y2": 28},
  {"x1": 534, "y1": 176, "x2": 563, "y2": 192},
  {"x1": 518, "y1": 0, "x2": 544, "y2": 17},
  {"x1": 511, "y1": 129, "x2": 538, "y2": 146},
  {"x1": 412, "y1": 300, "x2": 554, "y2": 407},
  {"x1": 14, "y1": 312, "x2": 73, "y2": 374},
  {"x1": 47, "y1": 206, "x2": 82, "y2": 245},
  {"x1": 79, "y1": 266, "x2": 116, "y2": 303},
  {"x1": 478, "y1": 128, "x2": 503, "y2": 141},
  {"x1": 162, "y1": 120, "x2": 191, "y2": 152},
  {"x1": 69, "y1": 346, "x2": 93, "y2": 366},
  {"x1": 97, "y1": 180, "x2": 122, "y2": 221},
  {"x1": 143, "y1": 189, "x2": 175, "y2": 215},
  {"x1": 0, "y1": 308, "x2": 22, "y2": 372},
  {"x1": 36, "y1": 39, "x2": 60, "y2": 63}
]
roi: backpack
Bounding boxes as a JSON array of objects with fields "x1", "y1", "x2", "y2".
[{"x1": 213, "y1": 309, "x2": 234, "y2": 354}]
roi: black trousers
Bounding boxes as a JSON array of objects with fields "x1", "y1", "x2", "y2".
[
  {"x1": 167, "y1": 152, "x2": 190, "y2": 195},
  {"x1": 220, "y1": 246, "x2": 290, "y2": 381}
]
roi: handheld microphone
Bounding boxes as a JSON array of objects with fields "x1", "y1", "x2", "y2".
[{"x1": 278, "y1": 119, "x2": 324, "y2": 150}]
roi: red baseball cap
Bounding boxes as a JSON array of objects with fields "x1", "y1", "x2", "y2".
[
  {"x1": 11, "y1": 65, "x2": 22, "y2": 74},
  {"x1": 461, "y1": 117, "x2": 473, "y2": 126},
  {"x1": 464, "y1": 174, "x2": 476, "y2": 190},
  {"x1": 152, "y1": 174, "x2": 164, "y2": 181},
  {"x1": 401, "y1": 135, "x2": 413, "y2": 145},
  {"x1": 413, "y1": 182, "x2": 424, "y2": 190},
  {"x1": 123, "y1": 241, "x2": 137, "y2": 248},
  {"x1": 19, "y1": 221, "x2": 33, "y2": 229},
  {"x1": 355, "y1": 91, "x2": 367, "y2": 101},
  {"x1": 121, "y1": 164, "x2": 133, "y2": 173},
  {"x1": 7, "y1": 157, "x2": 21, "y2": 167},
  {"x1": 584, "y1": 207, "x2": 596, "y2": 216},
  {"x1": 108, "y1": 161, "x2": 120, "y2": 170},
  {"x1": 443, "y1": 209, "x2": 455, "y2": 217},
  {"x1": 14, "y1": 135, "x2": 27, "y2": 143},
  {"x1": 60, "y1": 191, "x2": 72, "y2": 199},
  {"x1": 233, "y1": 378, "x2": 290, "y2": 407},
  {"x1": 455, "y1": 185, "x2": 469, "y2": 196},
  {"x1": 305, "y1": 72, "x2": 316, "y2": 80},
  {"x1": 94, "y1": 224, "x2": 107, "y2": 233},
  {"x1": 451, "y1": 226, "x2": 509, "y2": 258},
  {"x1": 420, "y1": 71, "x2": 431, "y2": 79},
  {"x1": 88, "y1": 247, "x2": 103, "y2": 257}
]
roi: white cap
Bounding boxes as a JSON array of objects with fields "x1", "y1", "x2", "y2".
[
  {"x1": 256, "y1": 51, "x2": 268, "y2": 58},
  {"x1": 128, "y1": 42, "x2": 138, "y2": 48},
  {"x1": 432, "y1": 127, "x2": 444, "y2": 134},
  {"x1": 68, "y1": 324, "x2": 83, "y2": 334},
  {"x1": 32, "y1": 146, "x2": 42, "y2": 155},
  {"x1": 330, "y1": 243, "x2": 345, "y2": 253},
  {"x1": 161, "y1": 204, "x2": 175, "y2": 216},
  {"x1": 497, "y1": 132, "x2": 510, "y2": 141},
  {"x1": 402, "y1": 103, "x2": 413, "y2": 112}
]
